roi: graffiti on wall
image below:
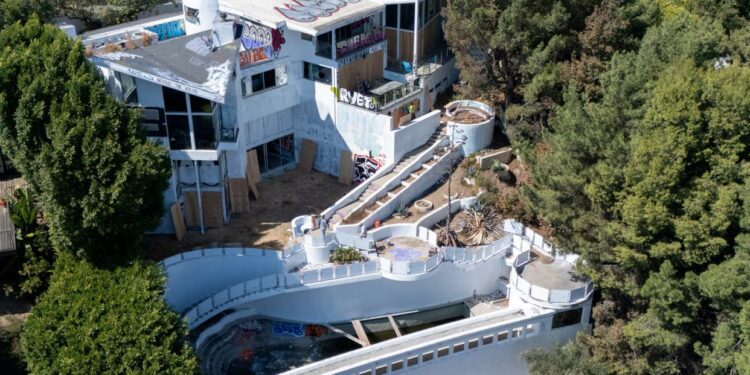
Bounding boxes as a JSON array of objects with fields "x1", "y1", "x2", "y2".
[
  {"x1": 239, "y1": 22, "x2": 286, "y2": 69},
  {"x1": 338, "y1": 88, "x2": 378, "y2": 111},
  {"x1": 185, "y1": 6, "x2": 200, "y2": 24},
  {"x1": 145, "y1": 20, "x2": 186, "y2": 41},
  {"x1": 275, "y1": 0, "x2": 362, "y2": 23},
  {"x1": 271, "y1": 321, "x2": 305, "y2": 337},
  {"x1": 353, "y1": 154, "x2": 383, "y2": 183}
]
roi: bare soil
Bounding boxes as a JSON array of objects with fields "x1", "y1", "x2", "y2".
[{"x1": 147, "y1": 170, "x2": 352, "y2": 261}]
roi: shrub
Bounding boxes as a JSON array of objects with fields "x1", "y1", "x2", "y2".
[
  {"x1": 461, "y1": 203, "x2": 503, "y2": 245},
  {"x1": 395, "y1": 204, "x2": 409, "y2": 217},
  {"x1": 330, "y1": 246, "x2": 365, "y2": 263},
  {"x1": 22, "y1": 255, "x2": 199, "y2": 374}
]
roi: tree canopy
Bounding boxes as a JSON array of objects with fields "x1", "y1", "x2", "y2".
[
  {"x1": 514, "y1": 1, "x2": 750, "y2": 373},
  {"x1": 0, "y1": 17, "x2": 171, "y2": 265},
  {"x1": 22, "y1": 254, "x2": 199, "y2": 374}
]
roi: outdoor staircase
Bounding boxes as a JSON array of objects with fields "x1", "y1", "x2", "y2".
[{"x1": 332, "y1": 127, "x2": 450, "y2": 225}]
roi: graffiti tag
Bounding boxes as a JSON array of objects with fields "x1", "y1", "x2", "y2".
[
  {"x1": 353, "y1": 154, "x2": 383, "y2": 184},
  {"x1": 240, "y1": 23, "x2": 286, "y2": 69},
  {"x1": 145, "y1": 20, "x2": 186, "y2": 41},
  {"x1": 275, "y1": 0, "x2": 362, "y2": 23},
  {"x1": 338, "y1": 88, "x2": 377, "y2": 110},
  {"x1": 271, "y1": 321, "x2": 306, "y2": 337}
]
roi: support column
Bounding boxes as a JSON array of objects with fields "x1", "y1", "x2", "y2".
[
  {"x1": 194, "y1": 160, "x2": 205, "y2": 234},
  {"x1": 412, "y1": 0, "x2": 419, "y2": 74}
]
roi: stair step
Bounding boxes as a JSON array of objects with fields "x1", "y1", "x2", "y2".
[
  {"x1": 375, "y1": 200, "x2": 385, "y2": 207},
  {"x1": 387, "y1": 192, "x2": 397, "y2": 198},
  {"x1": 401, "y1": 181, "x2": 411, "y2": 187},
  {"x1": 410, "y1": 173, "x2": 420, "y2": 179}
]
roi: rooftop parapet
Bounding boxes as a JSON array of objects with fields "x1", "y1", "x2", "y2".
[{"x1": 510, "y1": 250, "x2": 593, "y2": 307}]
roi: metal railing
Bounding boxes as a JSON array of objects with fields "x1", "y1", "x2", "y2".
[{"x1": 186, "y1": 261, "x2": 381, "y2": 328}]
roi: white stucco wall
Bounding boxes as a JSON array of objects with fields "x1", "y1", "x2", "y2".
[
  {"x1": 228, "y1": 256, "x2": 506, "y2": 323},
  {"x1": 164, "y1": 248, "x2": 287, "y2": 312}
]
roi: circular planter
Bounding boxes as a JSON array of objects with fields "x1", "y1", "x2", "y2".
[
  {"x1": 415, "y1": 199, "x2": 434, "y2": 213},
  {"x1": 494, "y1": 163, "x2": 512, "y2": 182}
]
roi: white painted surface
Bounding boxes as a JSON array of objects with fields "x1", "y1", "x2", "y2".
[{"x1": 163, "y1": 248, "x2": 287, "y2": 312}]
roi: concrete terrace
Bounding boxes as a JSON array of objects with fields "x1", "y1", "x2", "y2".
[{"x1": 519, "y1": 259, "x2": 588, "y2": 291}]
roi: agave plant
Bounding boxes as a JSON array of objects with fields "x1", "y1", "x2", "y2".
[
  {"x1": 461, "y1": 204, "x2": 502, "y2": 245},
  {"x1": 395, "y1": 204, "x2": 409, "y2": 218},
  {"x1": 437, "y1": 225, "x2": 462, "y2": 247}
]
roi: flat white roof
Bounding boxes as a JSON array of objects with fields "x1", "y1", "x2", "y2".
[{"x1": 219, "y1": 0, "x2": 383, "y2": 35}]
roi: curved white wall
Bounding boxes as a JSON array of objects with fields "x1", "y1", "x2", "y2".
[
  {"x1": 221, "y1": 256, "x2": 506, "y2": 324},
  {"x1": 163, "y1": 248, "x2": 286, "y2": 312}
]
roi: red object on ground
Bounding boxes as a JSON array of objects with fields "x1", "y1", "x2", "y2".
[
  {"x1": 239, "y1": 348, "x2": 254, "y2": 361},
  {"x1": 374, "y1": 220, "x2": 381, "y2": 228}
]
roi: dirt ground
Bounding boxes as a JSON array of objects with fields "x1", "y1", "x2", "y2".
[{"x1": 147, "y1": 170, "x2": 352, "y2": 261}]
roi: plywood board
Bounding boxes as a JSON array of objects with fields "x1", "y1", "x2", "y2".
[
  {"x1": 202, "y1": 191, "x2": 223, "y2": 228},
  {"x1": 338, "y1": 150, "x2": 353, "y2": 185},
  {"x1": 298, "y1": 139, "x2": 317, "y2": 173},
  {"x1": 246, "y1": 149, "x2": 261, "y2": 184},
  {"x1": 183, "y1": 191, "x2": 200, "y2": 228},
  {"x1": 229, "y1": 178, "x2": 251, "y2": 213},
  {"x1": 170, "y1": 202, "x2": 186, "y2": 241}
]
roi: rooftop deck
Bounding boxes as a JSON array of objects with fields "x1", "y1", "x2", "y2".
[{"x1": 519, "y1": 258, "x2": 588, "y2": 291}]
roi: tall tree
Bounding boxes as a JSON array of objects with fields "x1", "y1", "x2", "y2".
[
  {"x1": 523, "y1": 9, "x2": 750, "y2": 374},
  {"x1": 22, "y1": 253, "x2": 199, "y2": 374},
  {"x1": 0, "y1": 18, "x2": 170, "y2": 265}
]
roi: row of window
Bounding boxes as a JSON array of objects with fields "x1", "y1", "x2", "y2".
[
  {"x1": 385, "y1": 0, "x2": 441, "y2": 30},
  {"x1": 240, "y1": 62, "x2": 332, "y2": 97}
]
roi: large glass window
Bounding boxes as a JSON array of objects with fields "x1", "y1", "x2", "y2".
[
  {"x1": 167, "y1": 115, "x2": 190, "y2": 149},
  {"x1": 190, "y1": 95, "x2": 213, "y2": 113},
  {"x1": 551, "y1": 308, "x2": 583, "y2": 329},
  {"x1": 427, "y1": 0, "x2": 439, "y2": 20},
  {"x1": 120, "y1": 73, "x2": 138, "y2": 104},
  {"x1": 241, "y1": 66, "x2": 286, "y2": 96},
  {"x1": 252, "y1": 134, "x2": 295, "y2": 174},
  {"x1": 163, "y1": 86, "x2": 187, "y2": 112},
  {"x1": 303, "y1": 62, "x2": 332, "y2": 85},
  {"x1": 400, "y1": 3, "x2": 415, "y2": 31},
  {"x1": 315, "y1": 31, "x2": 332, "y2": 58},
  {"x1": 193, "y1": 115, "x2": 216, "y2": 149},
  {"x1": 386, "y1": 5, "x2": 398, "y2": 28}
]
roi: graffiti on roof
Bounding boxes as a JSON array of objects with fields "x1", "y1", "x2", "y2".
[{"x1": 275, "y1": 0, "x2": 362, "y2": 23}]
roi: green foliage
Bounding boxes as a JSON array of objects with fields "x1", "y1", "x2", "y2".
[
  {"x1": 22, "y1": 254, "x2": 199, "y2": 374},
  {"x1": 0, "y1": 0, "x2": 54, "y2": 28},
  {"x1": 329, "y1": 246, "x2": 365, "y2": 263},
  {"x1": 53, "y1": 0, "x2": 170, "y2": 29},
  {"x1": 524, "y1": 335, "x2": 609, "y2": 375},
  {"x1": 3, "y1": 188, "x2": 54, "y2": 298},
  {"x1": 0, "y1": 315, "x2": 25, "y2": 375},
  {"x1": 0, "y1": 18, "x2": 171, "y2": 265},
  {"x1": 520, "y1": 2, "x2": 750, "y2": 373}
]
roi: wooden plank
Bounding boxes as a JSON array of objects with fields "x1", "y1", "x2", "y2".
[
  {"x1": 298, "y1": 139, "x2": 317, "y2": 173},
  {"x1": 351, "y1": 319, "x2": 371, "y2": 346},
  {"x1": 246, "y1": 149, "x2": 261, "y2": 184},
  {"x1": 170, "y1": 202, "x2": 186, "y2": 241},
  {"x1": 0, "y1": 206, "x2": 15, "y2": 252},
  {"x1": 182, "y1": 191, "x2": 200, "y2": 228},
  {"x1": 338, "y1": 150, "x2": 353, "y2": 185},
  {"x1": 388, "y1": 315, "x2": 403, "y2": 337},
  {"x1": 322, "y1": 324, "x2": 367, "y2": 347},
  {"x1": 229, "y1": 178, "x2": 250, "y2": 213},
  {"x1": 201, "y1": 191, "x2": 223, "y2": 228}
]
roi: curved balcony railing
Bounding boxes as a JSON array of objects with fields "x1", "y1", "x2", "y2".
[{"x1": 510, "y1": 250, "x2": 593, "y2": 305}]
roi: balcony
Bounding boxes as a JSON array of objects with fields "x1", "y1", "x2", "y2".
[
  {"x1": 510, "y1": 250, "x2": 593, "y2": 306},
  {"x1": 336, "y1": 80, "x2": 422, "y2": 113},
  {"x1": 218, "y1": 126, "x2": 240, "y2": 151}
]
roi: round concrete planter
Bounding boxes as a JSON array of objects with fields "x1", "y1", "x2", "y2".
[
  {"x1": 494, "y1": 163, "x2": 511, "y2": 182},
  {"x1": 415, "y1": 199, "x2": 434, "y2": 213}
]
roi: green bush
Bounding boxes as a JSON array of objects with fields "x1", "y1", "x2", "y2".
[
  {"x1": 330, "y1": 246, "x2": 365, "y2": 264},
  {"x1": 22, "y1": 254, "x2": 199, "y2": 374}
]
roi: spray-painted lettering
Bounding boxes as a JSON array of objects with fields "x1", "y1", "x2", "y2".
[
  {"x1": 275, "y1": 0, "x2": 362, "y2": 23},
  {"x1": 145, "y1": 20, "x2": 186, "y2": 41},
  {"x1": 338, "y1": 88, "x2": 376, "y2": 110},
  {"x1": 353, "y1": 154, "x2": 383, "y2": 183}
]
